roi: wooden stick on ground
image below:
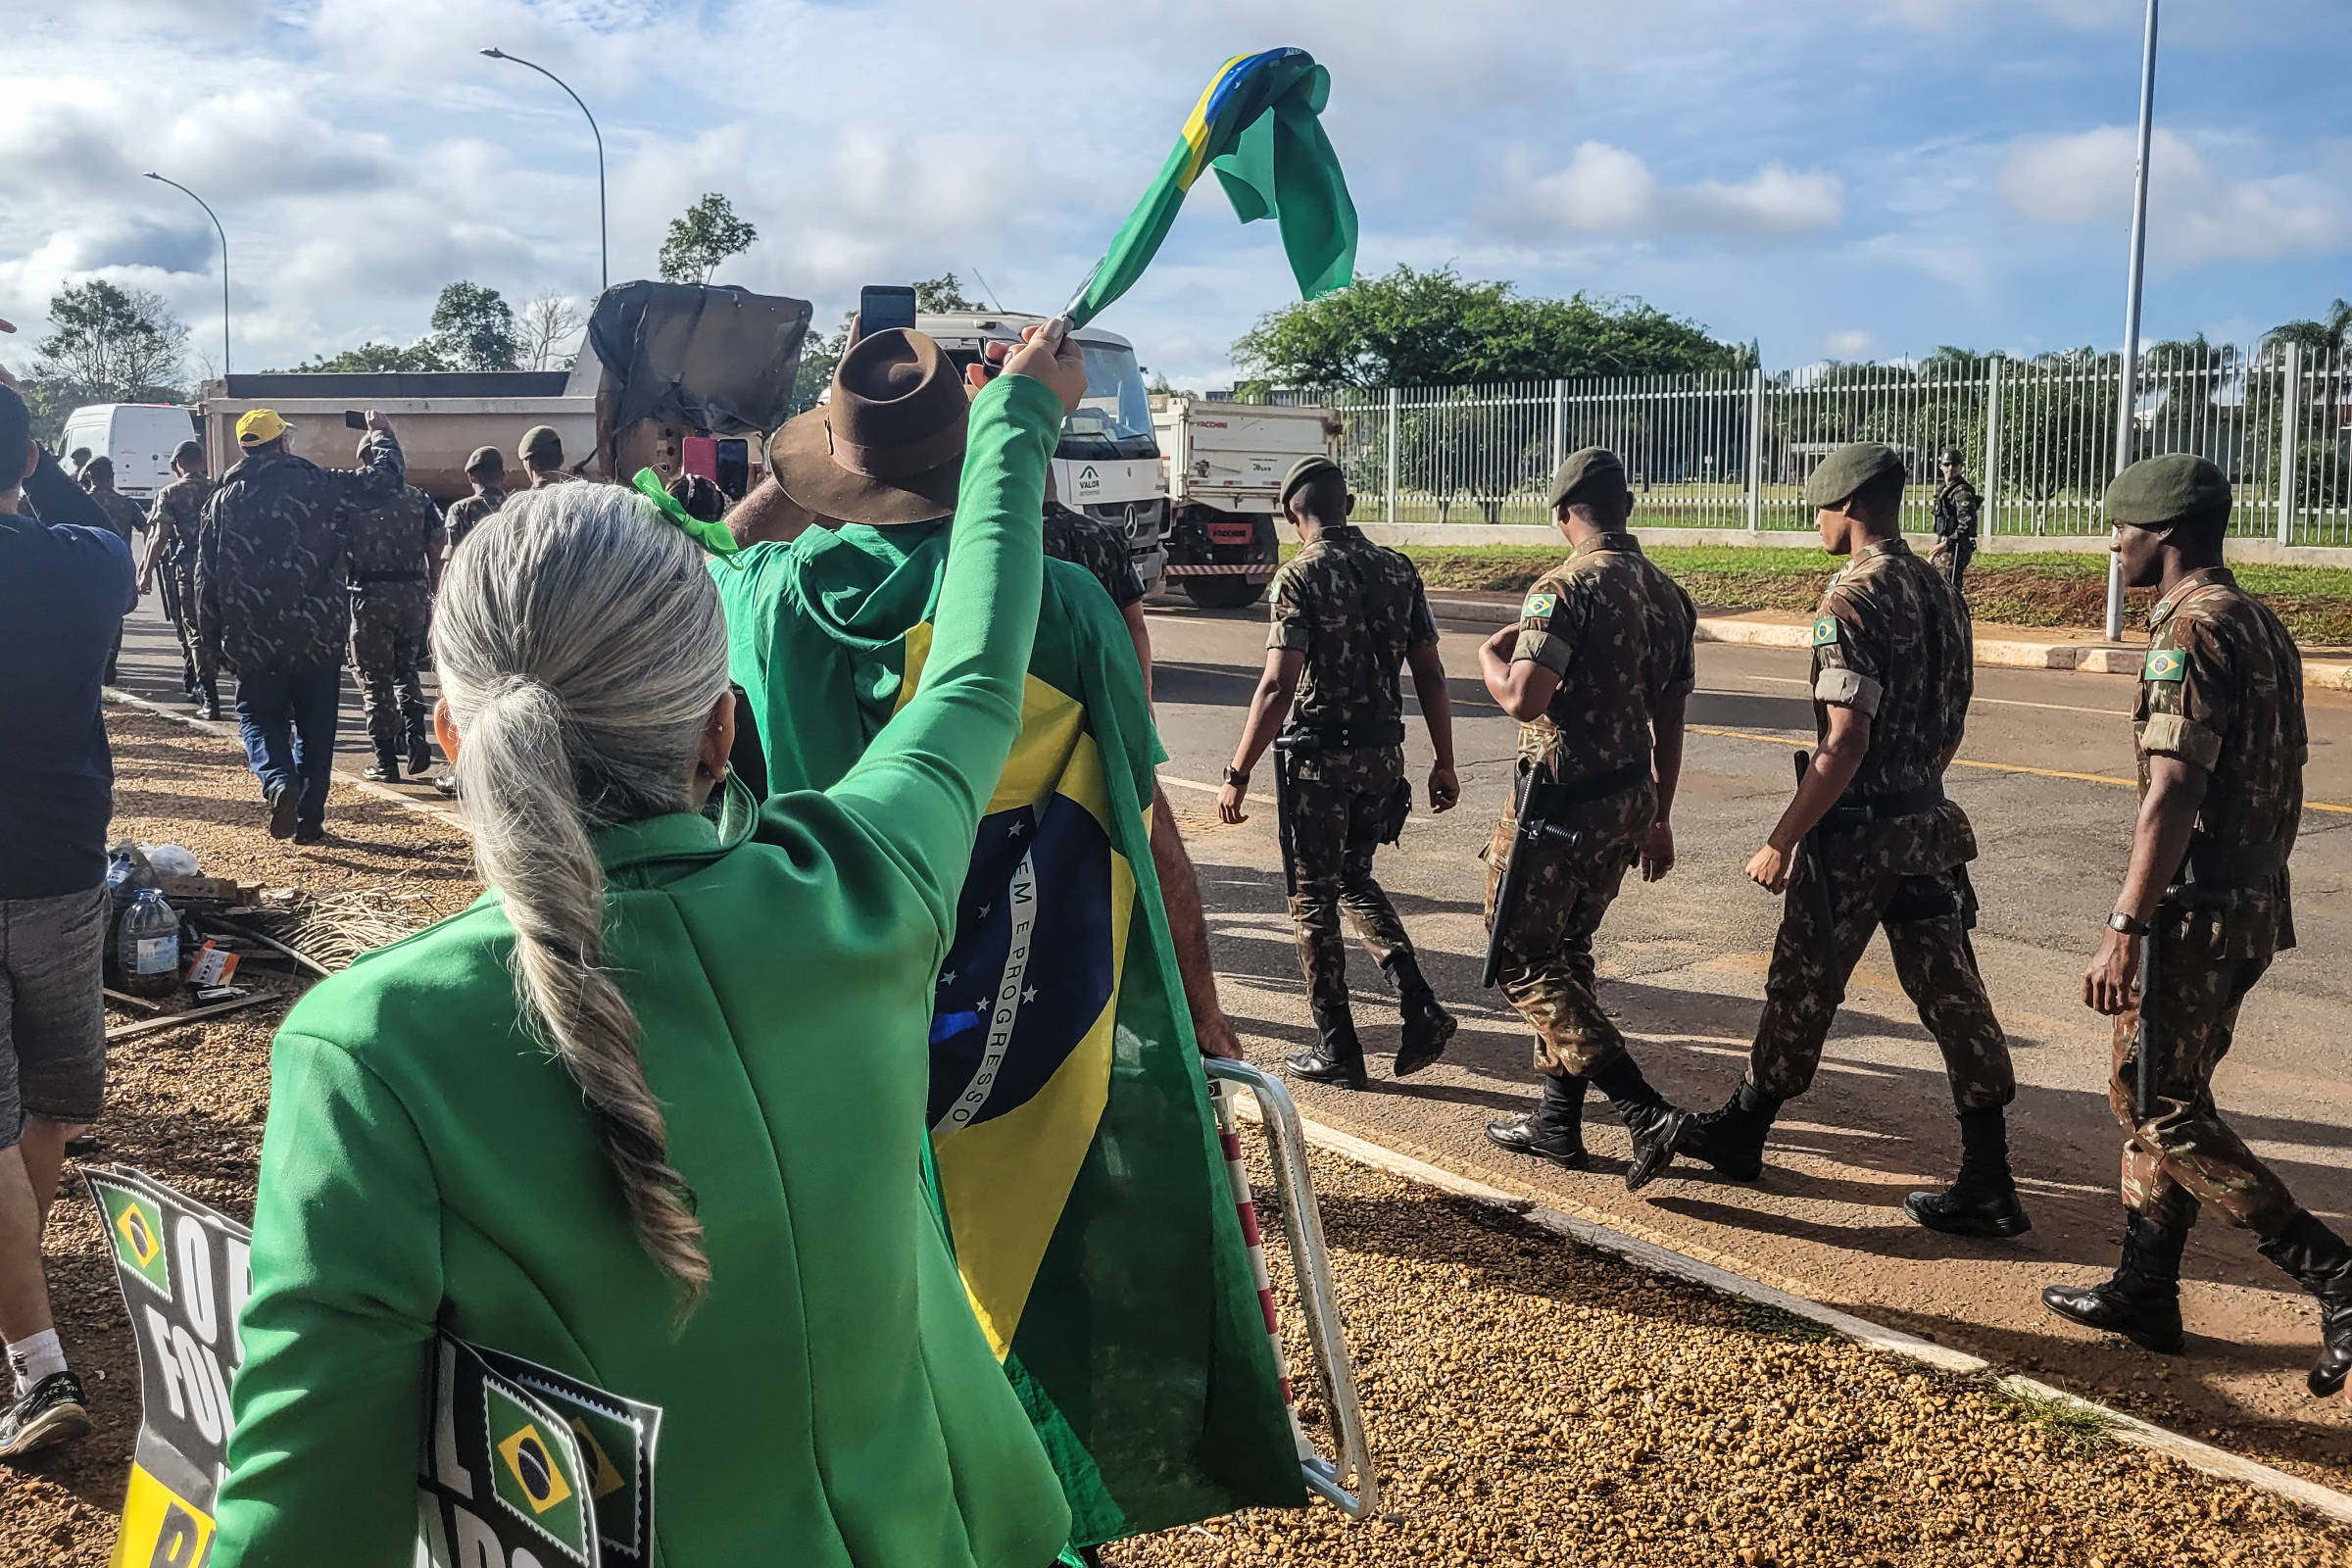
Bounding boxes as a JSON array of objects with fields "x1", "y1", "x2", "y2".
[
  {"x1": 103, "y1": 987, "x2": 167, "y2": 1014},
  {"x1": 208, "y1": 916, "x2": 333, "y2": 979},
  {"x1": 104, "y1": 991, "x2": 285, "y2": 1044}
]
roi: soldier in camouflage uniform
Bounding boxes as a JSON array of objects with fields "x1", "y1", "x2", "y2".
[
  {"x1": 1477, "y1": 450, "x2": 1697, "y2": 1190},
  {"x1": 1217, "y1": 457, "x2": 1459, "y2": 1088},
  {"x1": 2044, "y1": 455, "x2": 2352, "y2": 1390},
  {"x1": 197, "y1": 408, "x2": 403, "y2": 843},
  {"x1": 80, "y1": 458, "x2": 147, "y2": 684},
  {"x1": 343, "y1": 472, "x2": 444, "y2": 781},
  {"x1": 1932, "y1": 449, "x2": 1982, "y2": 595},
  {"x1": 139, "y1": 440, "x2": 220, "y2": 717},
  {"x1": 1665, "y1": 443, "x2": 2028, "y2": 1234},
  {"x1": 442, "y1": 446, "x2": 508, "y2": 553}
]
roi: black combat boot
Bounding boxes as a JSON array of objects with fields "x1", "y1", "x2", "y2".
[
  {"x1": 362, "y1": 745, "x2": 402, "y2": 784},
  {"x1": 1486, "y1": 1073, "x2": 1589, "y2": 1169},
  {"x1": 1383, "y1": 953, "x2": 1457, "y2": 1077},
  {"x1": 1905, "y1": 1105, "x2": 2033, "y2": 1238},
  {"x1": 2040, "y1": 1209, "x2": 2189, "y2": 1354},
  {"x1": 1679, "y1": 1079, "x2": 1781, "y2": 1182},
  {"x1": 407, "y1": 723, "x2": 435, "y2": 777},
  {"x1": 2255, "y1": 1207, "x2": 2352, "y2": 1396},
  {"x1": 1587, "y1": 1055, "x2": 1690, "y2": 1193},
  {"x1": 1285, "y1": 1004, "x2": 1370, "y2": 1090}
]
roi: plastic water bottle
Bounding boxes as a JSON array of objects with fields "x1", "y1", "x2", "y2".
[{"x1": 118, "y1": 890, "x2": 182, "y2": 1000}]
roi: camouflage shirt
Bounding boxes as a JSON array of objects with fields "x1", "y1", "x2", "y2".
[
  {"x1": 1934, "y1": 477, "x2": 1982, "y2": 543},
  {"x1": 345, "y1": 485, "x2": 443, "y2": 579},
  {"x1": 1511, "y1": 532, "x2": 1696, "y2": 780},
  {"x1": 1042, "y1": 501, "x2": 1144, "y2": 610},
  {"x1": 196, "y1": 431, "x2": 405, "y2": 673},
  {"x1": 444, "y1": 485, "x2": 506, "y2": 551},
  {"x1": 1267, "y1": 524, "x2": 1439, "y2": 734},
  {"x1": 1811, "y1": 536, "x2": 1973, "y2": 800},
  {"x1": 147, "y1": 473, "x2": 216, "y2": 565},
  {"x1": 88, "y1": 487, "x2": 147, "y2": 544},
  {"x1": 2134, "y1": 566, "x2": 2304, "y2": 865}
]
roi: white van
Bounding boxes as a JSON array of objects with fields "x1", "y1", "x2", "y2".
[{"x1": 56, "y1": 403, "x2": 198, "y2": 503}]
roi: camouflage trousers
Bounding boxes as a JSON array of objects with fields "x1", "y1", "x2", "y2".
[
  {"x1": 1751, "y1": 829, "x2": 2014, "y2": 1113},
  {"x1": 2108, "y1": 894, "x2": 2296, "y2": 1232},
  {"x1": 1483, "y1": 779, "x2": 1653, "y2": 1078},
  {"x1": 347, "y1": 585, "x2": 432, "y2": 760},
  {"x1": 1280, "y1": 745, "x2": 1416, "y2": 1014},
  {"x1": 160, "y1": 559, "x2": 217, "y2": 694}
]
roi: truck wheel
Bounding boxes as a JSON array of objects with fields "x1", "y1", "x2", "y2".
[{"x1": 1180, "y1": 577, "x2": 1268, "y2": 611}]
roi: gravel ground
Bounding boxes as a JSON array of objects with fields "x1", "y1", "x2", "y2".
[{"x1": 1108, "y1": 1142, "x2": 2352, "y2": 1568}]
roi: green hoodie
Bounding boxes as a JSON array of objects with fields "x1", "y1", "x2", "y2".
[{"x1": 209, "y1": 373, "x2": 1075, "y2": 1568}]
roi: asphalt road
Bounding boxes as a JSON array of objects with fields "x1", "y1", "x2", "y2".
[
  {"x1": 1142, "y1": 594, "x2": 2352, "y2": 1484},
  {"x1": 110, "y1": 584, "x2": 2352, "y2": 1481}
]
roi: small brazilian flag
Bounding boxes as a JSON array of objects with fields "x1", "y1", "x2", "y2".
[
  {"x1": 2144, "y1": 647, "x2": 2186, "y2": 682},
  {"x1": 1522, "y1": 592, "x2": 1556, "y2": 621},
  {"x1": 97, "y1": 1182, "x2": 171, "y2": 1299},
  {"x1": 1812, "y1": 615, "x2": 1840, "y2": 647},
  {"x1": 489, "y1": 1387, "x2": 591, "y2": 1557}
]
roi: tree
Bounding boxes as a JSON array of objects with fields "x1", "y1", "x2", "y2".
[
  {"x1": 289, "y1": 341, "x2": 452, "y2": 373},
  {"x1": 913, "y1": 273, "x2": 979, "y2": 313},
  {"x1": 659, "y1": 193, "x2": 758, "y2": 285},
  {"x1": 520, "y1": 289, "x2": 587, "y2": 372},
  {"x1": 1231, "y1": 264, "x2": 1746, "y2": 389},
  {"x1": 791, "y1": 312, "x2": 856, "y2": 414},
  {"x1": 33, "y1": 279, "x2": 190, "y2": 405},
  {"x1": 428, "y1": 281, "x2": 518, "y2": 371},
  {"x1": 2263, "y1": 299, "x2": 2352, "y2": 364}
]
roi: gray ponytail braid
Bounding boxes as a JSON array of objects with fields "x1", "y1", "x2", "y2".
[{"x1": 432, "y1": 483, "x2": 731, "y2": 1309}]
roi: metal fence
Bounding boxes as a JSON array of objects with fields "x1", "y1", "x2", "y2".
[{"x1": 1259, "y1": 345, "x2": 2352, "y2": 544}]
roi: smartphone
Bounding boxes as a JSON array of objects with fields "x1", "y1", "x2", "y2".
[
  {"x1": 859, "y1": 285, "x2": 917, "y2": 335},
  {"x1": 343, "y1": 410, "x2": 366, "y2": 430}
]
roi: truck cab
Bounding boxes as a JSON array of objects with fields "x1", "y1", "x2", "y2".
[{"x1": 916, "y1": 312, "x2": 1168, "y2": 597}]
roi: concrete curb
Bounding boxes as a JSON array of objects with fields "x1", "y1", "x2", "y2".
[
  {"x1": 1423, "y1": 597, "x2": 2352, "y2": 691},
  {"x1": 1228, "y1": 1094, "x2": 2352, "y2": 1529}
]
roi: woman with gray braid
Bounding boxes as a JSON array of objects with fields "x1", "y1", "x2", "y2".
[{"x1": 208, "y1": 324, "x2": 1092, "y2": 1567}]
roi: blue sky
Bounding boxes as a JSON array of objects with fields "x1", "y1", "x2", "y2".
[{"x1": 2, "y1": 0, "x2": 2345, "y2": 386}]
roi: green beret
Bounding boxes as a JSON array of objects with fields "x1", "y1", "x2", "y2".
[
  {"x1": 466, "y1": 445, "x2": 505, "y2": 475},
  {"x1": 1279, "y1": 455, "x2": 1343, "y2": 508},
  {"x1": 2105, "y1": 454, "x2": 2232, "y2": 527},
  {"x1": 1548, "y1": 447, "x2": 1626, "y2": 511},
  {"x1": 518, "y1": 425, "x2": 563, "y2": 464},
  {"x1": 1804, "y1": 442, "x2": 1906, "y2": 509}
]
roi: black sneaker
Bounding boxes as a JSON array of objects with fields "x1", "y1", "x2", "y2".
[
  {"x1": 267, "y1": 782, "x2": 300, "y2": 840},
  {"x1": 292, "y1": 827, "x2": 326, "y2": 847},
  {"x1": 0, "y1": 1372, "x2": 93, "y2": 1460}
]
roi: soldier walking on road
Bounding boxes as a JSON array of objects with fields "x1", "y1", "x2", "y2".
[
  {"x1": 343, "y1": 470, "x2": 444, "y2": 782},
  {"x1": 1933, "y1": 449, "x2": 1981, "y2": 596},
  {"x1": 1477, "y1": 450, "x2": 1696, "y2": 1189},
  {"x1": 1664, "y1": 443, "x2": 2028, "y2": 1235},
  {"x1": 139, "y1": 441, "x2": 219, "y2": 719},
  {"x1": 2044, "y1": 456, "x2": 2352, "y2": 1390},
  {"x1": 80, "y1": 458, "x2": 147, "y2": 685},
  {"x1": 1217, "y1": 457, "x2": 1459, "y2": 1089},
  {"x1": 442, "y1": 446, "x2": 508, "y2": 552}
]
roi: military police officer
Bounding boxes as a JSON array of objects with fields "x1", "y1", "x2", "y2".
[
  {"x1": 342, "y1": 469, "x2": 444, "y2": 781},
  {"x1": 2043, "y1": 455, "x2": 2352, "y2": 1390},
  {"x1": 140, "y1": 439, "x2": 220, "y2": 717},
  {"x1": 443, "y1": 446, "x2": 508, "y2": 551},
  {"x1": 1667, "y1": 443, "x2": 2028, "y2": 1234},
  {"x1": 1932, "y1": 448, "x2": 1982, "y2": 595},
  {"x1": 1218, "y1": 457, "x2": 1459, "y2": 1088},
  {"x1": 1477, "y1": 449, "x2": 1697, "y2": 1189}
]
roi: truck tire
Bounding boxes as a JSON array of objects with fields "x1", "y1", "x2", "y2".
[{"x1": 1179, "y1": 576, "x2": 1269, "y2": 611}]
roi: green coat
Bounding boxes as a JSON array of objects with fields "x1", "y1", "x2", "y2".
[{"x1": 210, "y1": 373, "x2": 1076, "y2": 1568}]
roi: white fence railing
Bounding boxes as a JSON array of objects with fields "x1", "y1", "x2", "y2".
[{"x1": 1253, "y1": 346, "x2": 2352, "y2": 545}]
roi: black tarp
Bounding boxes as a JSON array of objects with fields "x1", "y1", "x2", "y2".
[{"x1": 587, "y1": 281, "x2": 813, "y2": 435}]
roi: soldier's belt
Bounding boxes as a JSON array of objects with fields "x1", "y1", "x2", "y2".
[
  {"x1": 1276, "y1": 719, "x2": 1406, "y2": 754},
  {"x1": 2177, "y1": 835, "x2": 2289, "y2": 891},
  {"x1": 1524, "y1": 760, "x2": 1647, "y2": 810},
  {"x1": 1819, "y1": 780, "x2": 1945, "y2": 831},
  {"x1": 347, "y1": 570, "x2": 428, "y2": 586}
]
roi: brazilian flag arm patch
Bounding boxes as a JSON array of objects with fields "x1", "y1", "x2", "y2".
[
  {"x1": 2143, "y1": 647, "x2": 2187, "y2": 683},
  {"x1": 1521, "y1": 592, "x2": 1557, "y2": 622},
  {"x1": 1811, "y1": 615, "x2": 1840, "y2": 648}
]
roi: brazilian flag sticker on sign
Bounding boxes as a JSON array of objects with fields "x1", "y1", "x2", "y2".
[
  {"x1": 1812, "y1": 615, "x2": 1840, "y2": 648},
  {"x1": 2144, "y1": 647, "x2": 2187, "y2": 683},
  {"x1": 489, "y1": 1385, "x2": 593, "y2": 1561},
  {"x1": 97, "y1": 1182, "x2": 171, "y2": 1300}
]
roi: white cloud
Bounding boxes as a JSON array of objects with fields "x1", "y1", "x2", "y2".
[
  {"x1": 1997, "y1": 126, "x2": 2346, "y2": 264},
  {"x1": 1494, "y1": 142, "x2": 1844, "y2": 242},
  {"x1": 1826, "y1": 329, "x2": 1879, "y2": 358}
]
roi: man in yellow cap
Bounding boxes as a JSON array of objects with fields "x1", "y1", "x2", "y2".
[{"x1": 195, "y1": 408, "x2": 403, "y2": 843}]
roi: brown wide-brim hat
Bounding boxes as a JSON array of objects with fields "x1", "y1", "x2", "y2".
[{"x1": 769, "y1": 328, "x2": 969, "y2": 526}]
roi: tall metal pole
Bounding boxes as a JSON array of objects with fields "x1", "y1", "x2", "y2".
[
  {"x1": 2104, "y1": 0, "x2": 2159, "y2": 642},
  {"x1": 482, "y1": 48, "x2": 608, "y2": 293},
  {"x1": 144, "y1": 172, "x2": 229, "y2": 379}
]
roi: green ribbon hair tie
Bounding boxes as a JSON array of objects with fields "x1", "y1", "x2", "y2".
[{"x1": 631, "y1": 467, "x2": 744, "y2": 570}]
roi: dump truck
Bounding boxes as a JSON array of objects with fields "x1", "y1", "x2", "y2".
[{"x1": 1152, "y1": 396, "x2": 1341, "y2": 610}]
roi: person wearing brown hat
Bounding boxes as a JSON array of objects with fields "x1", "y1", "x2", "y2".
[
  {"x1": 1662, "y1": 442, "x2": 2027, "y2": 1236},
  {"x1": 443, "y1": 446, "x2": 509, "y2": 553},
  {"x1": 1475, "y1": 448, "x2": 1696, "y2": 1189},
  {"x1": 1217, "y1": 454, "x2": 1460, "y2": 1089},
  {"x1": 2045, "y1": 455, "x2": 2352, "y2": 1390},
  {"x1": 517, "y1": 425, "x2": 574, "y2": 489}
]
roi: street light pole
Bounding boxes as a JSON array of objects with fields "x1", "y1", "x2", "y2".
[
  {"x1": 481, "y1": 48, "x2": 608, "y2": 293},
  {"x1": 2104, "y1": 0, "x2": 2160, "y2": 643},
  {"x1": 144, "y1": 172, "x2": 229, "y2": 379}
]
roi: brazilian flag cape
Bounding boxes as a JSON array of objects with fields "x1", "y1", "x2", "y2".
[{"x1": 717, "y1": 527, "x2": 1303, "y2": 1544}]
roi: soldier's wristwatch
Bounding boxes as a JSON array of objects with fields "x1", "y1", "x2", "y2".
[
  {"x1": 1223, "y1": 766, "x2": 1250, "y2": 787},
  {"x1": 2107, "y1": 911, "x2": 2149, "y2": 937}
]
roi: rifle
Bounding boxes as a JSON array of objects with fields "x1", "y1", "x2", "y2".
[
  {"x1": 1482, "y1": 774, "x2": 1579, "y2": 989},
  {"x1": 1790, "y1": 750, "x2": 1844, "y2": 1002},
  {"x1": 1271, "y1": 733, "x2": 1313, "y2": 898},
  {"x1": 2134, "y1": 907, "x2": 2163, "y2": 1124}
]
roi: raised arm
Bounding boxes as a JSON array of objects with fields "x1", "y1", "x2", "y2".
[{"x1": 820, "y1": 325, "x2": 1087, "y2": 928}]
